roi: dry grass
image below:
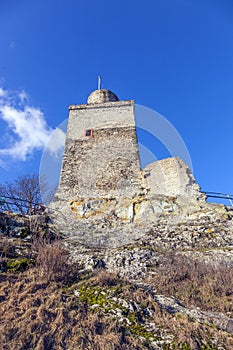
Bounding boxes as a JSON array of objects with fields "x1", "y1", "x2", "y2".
[
  {"x1": 148, "y1": 252, "x2": 233, "y2": 315},
  {"x1": 1, "y1": 235, "x2": 233, "y2": 349},
  {"x1": 0, "y1": 267, "x2": 233, "y2": 349},
  {"x1": 0, "y1": 274, "x2": 142, "y2": 350},
  {"x1": 151, "y1": 309, "x2": 233, "y2": 350}
]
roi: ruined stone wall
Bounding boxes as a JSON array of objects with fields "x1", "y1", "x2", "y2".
[
  {"x1": 144, "y1": 157, "x2": 205, "y2": 201},
  {"x1": 57, "y1": 100, "x2": 142, "y2": 200}
]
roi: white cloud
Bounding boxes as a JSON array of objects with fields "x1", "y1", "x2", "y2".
[
  {"x1": 18, "y1": 90, "x2": 28, "y2": 102},
  {"x1": 0, "y1": 86, "x2": 61, "y2": 167}
]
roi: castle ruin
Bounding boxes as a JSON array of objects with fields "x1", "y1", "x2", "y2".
[{"x1": 51, "y1": 88, "x2": 207, "y2": 246}]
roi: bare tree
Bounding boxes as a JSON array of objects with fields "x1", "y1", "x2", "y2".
[{"x1": 0, "y1": 174, "x2": 44, "y2": 214}]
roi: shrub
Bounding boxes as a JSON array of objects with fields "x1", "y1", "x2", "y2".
[{"x1": 31, "y1": 237, "x2": 78, "y2": 285}]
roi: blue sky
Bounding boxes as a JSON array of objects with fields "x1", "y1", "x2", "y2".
[{"x1": 0, "y1": 0, "x2": 233, "y2": 203}]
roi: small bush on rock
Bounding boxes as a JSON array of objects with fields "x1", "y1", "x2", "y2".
[{"x1": 32, "y1": 237, "x2": 79, "y2": 285}]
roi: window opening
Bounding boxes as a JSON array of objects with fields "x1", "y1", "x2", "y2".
[{"x1": 84, "y1": 129, "x2": 93, "y2": 138}]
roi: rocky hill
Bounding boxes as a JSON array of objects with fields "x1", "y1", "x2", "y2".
[{"x1": 0, "y1": 198, "x2": 233, "y2": 349}]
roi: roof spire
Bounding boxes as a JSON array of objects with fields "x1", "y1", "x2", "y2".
[{"x1": 98, "y1": 75, "x2": 101, "y2": 90}]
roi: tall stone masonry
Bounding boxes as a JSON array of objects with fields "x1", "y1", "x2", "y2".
[
  {"x1": 51, "y1": 88, "x2": 206, "y2": 245},
  {"x1": 56, "y1": 89, "x2": 143, "y2": 202}
]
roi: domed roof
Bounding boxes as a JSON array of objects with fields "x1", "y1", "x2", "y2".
[{"x1": 87, "y1": 89, "x2": 119, "y2": 104}]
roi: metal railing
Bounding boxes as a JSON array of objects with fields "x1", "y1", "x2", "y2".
[{"x1": 202, "y1": 191, "x2": 233, "y2": 206}]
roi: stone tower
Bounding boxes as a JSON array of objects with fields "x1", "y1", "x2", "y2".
[
  {"x1": 51, "y1": 88, "x2": 206, "y2": 246},
  {"x1": 56, "y1": 89, "x2": 143, "y2": 202}
]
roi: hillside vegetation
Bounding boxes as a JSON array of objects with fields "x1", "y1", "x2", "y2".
[{"x1": 0, "y1": 211, "x2": 233, "y2": 350}]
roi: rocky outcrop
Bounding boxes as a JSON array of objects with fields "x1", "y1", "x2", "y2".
[{"x1": 49, "y1": 192, "x2": 233, "y2": 248}]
